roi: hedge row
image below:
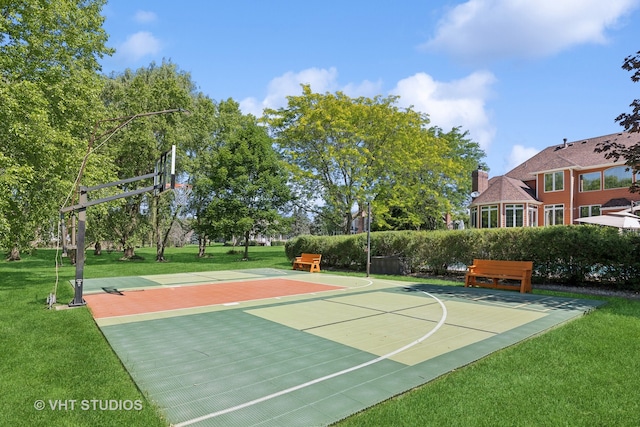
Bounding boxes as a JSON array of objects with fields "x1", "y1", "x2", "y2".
[{"x1": 285, "y1": 226, "x2": 640, "y2": 289}]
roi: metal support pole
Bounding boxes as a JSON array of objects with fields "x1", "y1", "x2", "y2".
[
  {"x1": 60, "y1": 213, "x2": 67, "y2": 258},
  {"x1": 69, "y1": 187, "x2": 87, "y2": 307},
  {"x1": 71, "y1": 214, "x2": 76, "y2": 249},
  {"x1": 366, "y1": 201, "x2": 371, "y2": 277}
]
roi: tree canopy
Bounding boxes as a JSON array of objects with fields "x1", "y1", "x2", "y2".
[
  {"x1": 0, "y1": 3, "x2": 490, "y2": 259},
  {"x1": 187, "y1": 99, "x2": 292, "y2": 259},
  {"x1": 263, "y1": 85, "x2": 485, "y2": 232},
  {"x1": 96, "y1": 60, "x2": 195, "y2": 259},
  {"x1": 0, "y1": 0, "x2": 112, "y2": 259},
  {"x1": 595, "y1": 50, "x2": 640, "y2": 192}
]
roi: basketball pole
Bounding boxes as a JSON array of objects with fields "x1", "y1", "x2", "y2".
[
  {"x1": 366, "y1": 201, "x2": 371, "y2": 277},
  {"x1": 58, "y1": 108, "x2": 189, "y2": 307},
  {"x1": 62, "y1": 147, "x2": 176, "y2": 307},
  {"x1": 71, "y1": 188, "x2": 87, "y2": 306}
]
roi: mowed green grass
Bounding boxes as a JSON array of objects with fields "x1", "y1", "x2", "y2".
[
  {"x1": 0, "y1": 244, "x2": 290, "y2": 427},
  {"x1": 2, "y1": 245, "x2": 640, "y2": 426}
]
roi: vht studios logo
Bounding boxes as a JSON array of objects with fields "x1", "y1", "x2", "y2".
[{"x1": 34, "y1": 399, "x2": 143, "y2": 411}]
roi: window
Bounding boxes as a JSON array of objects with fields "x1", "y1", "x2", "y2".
[
  {"x1": 544, "y1": 171, "x2": 564, "y2": 192},
  {"x1": 470, "y1": 207, "x2": 478, "y2": 228},
  {"x1": 528, "y1": 206, "x2": 538, "y2": 227},
  {"x1": 544, "y1": 204, "x2": 564, "y2": 226},
  {"x1": 604, "y1": 166, "x2": 633, "y2": 189},
  {"x1": 579, "y1": 205, "x2": 601, "y2": 218},
  {"x1": 505, "y1": 204, "x2": 524, "y2": 227},
  {"x1": 481, "y1": 205, "x2": 498, "y2": 228},
  {"x1": 579, "y1": 172, "x2": 601, "y2": 192}
]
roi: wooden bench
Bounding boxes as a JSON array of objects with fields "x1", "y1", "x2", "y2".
[
  {"x1": 293, "y1": 253, "x2": 322, "y2": 273},
  {"x1": 464, "y1": 259, "x2": 533, "y2": 293}
]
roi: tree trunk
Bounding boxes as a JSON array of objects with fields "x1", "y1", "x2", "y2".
[
  {"x1": 123, "y1": 246, "x2": 135, "y2": 259},
  {"x1": 243, "y1": 230, "x2": 250, "y2": 260},
  {"x1": 157, "y1": 208, "x2": 179, "y2": 262},
  {"x1": 94, "y1": 241, "x2": 102, "y2": 256},
  {"x1": 7, "y1": 246, "x2": 20, "y2": 261},
  {"x1": 156, "y1": 244, "x2": 165, "y2": 262},
  {"x1": 155, "y1": 215, "x2": 165, "y2": 261},
  {"x1": 198, "y1": 236, "x2": 207, "y2": 258},
  {"x1": 344, "y1": 210, "x2": 354, "y2": 235}
]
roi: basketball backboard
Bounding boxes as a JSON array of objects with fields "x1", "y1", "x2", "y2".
[{"x1": 155, "y1": 145, "x2": 176, "y2": 193}]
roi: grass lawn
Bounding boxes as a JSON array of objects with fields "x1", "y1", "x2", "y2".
[{"x1": 2, "y1": 245, "x2": 640, "y2": 426}]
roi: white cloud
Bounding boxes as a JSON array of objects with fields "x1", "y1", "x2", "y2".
[
  {"x1": 391, "y1": 71, "x2": 497, "y2": 150},
  {"x1": 241, "y1": 67, "x2": 378, "y2": 116},
  {"x1": 241, "y1": 68, "x2": 497, "y2": 153},
  {"x1": 506, "y1": 145, "x2": 540, "y2": 171},
  {"x1": 263, "y1": 67, "x2": 339, "y2": 108},
  {"x1": 423, "y1": 0, "x2": 639, "y2": 62},
  {"x1": 134, "y1": 10, "x2": 157, "y2": 24},
  {"x1": 117, "y1": 31, "x2": 161, "y2": 62},
  {"x1": 342, "y1": 79, "x2": 384, "y2": 98}
]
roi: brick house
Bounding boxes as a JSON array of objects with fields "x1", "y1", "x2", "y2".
[{"x1": 469, "y1": 132, "x2": 640, "y2": 228}]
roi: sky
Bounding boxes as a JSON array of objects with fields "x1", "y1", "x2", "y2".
[{"x1": 99, "y1": 0, "x2": 640, "y2": 176}]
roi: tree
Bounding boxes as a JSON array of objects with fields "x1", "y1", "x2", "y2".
[
  {"x1": 374, "y1": 127, "x2": 486, "y2": 230},
  {"x1": 0, "y1": 0, "x2": 113, "y2": 259},
  {"x1": 97, "y1": 60, "x2": 194, "y2": 260},
  {"x1": 289, "y1": 208, "x2": 312, "y2": 236},
  {"x1": 263, "y1": 85, "x2": 485, "y2": 233},
  {"x1": 595, "y1": 50, "x2": 640, "y2": 192},
  {"x1": 196, "y1": 99, "x2": 292, "y2": 260},
  {"x1": 184, "y1": 95, "x2": 237, "y2": 257}
]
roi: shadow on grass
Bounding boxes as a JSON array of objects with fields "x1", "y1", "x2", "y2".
[{"x1": 2, "y1": 244, "x2": 291, "y2": 279}]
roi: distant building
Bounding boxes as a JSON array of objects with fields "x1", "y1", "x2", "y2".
[
  {"x1": 351, "y1": 209, "x2": 369, "y2": 234},
  {"x1": 469, "y1": 132, "x2": 640, "y2": 228}
]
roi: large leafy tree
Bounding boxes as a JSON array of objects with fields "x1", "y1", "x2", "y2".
[
  {"x1": 183, "y1": 93, "x2": 221, "y2": 257},
  {"x1": 192, "y1": 99, "x2": 292, "y2": 260},
  {"x1": 374, "y1": 127, "x2": 486, "y2": 230},
  {"x1": 263, "y1": 85, "x2": 485, "y2": 233},
  {"x1": 0, "y1": 0, "x2": 112, "y2": 259},
  {"x1": 97, "y1": 60, "x2": 194, "y2": 259},
  {"x1": 596, "y1": 50, "x2": 640, "y2": 191}
]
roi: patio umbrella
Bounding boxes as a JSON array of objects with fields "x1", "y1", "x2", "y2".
[{"x1": 575, "y1": 211, "x2": 640, "y2": 229}]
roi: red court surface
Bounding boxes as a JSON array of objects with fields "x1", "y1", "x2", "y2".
[{"x1": 84, "y1": 278, "x2": 344, "y2": 318}]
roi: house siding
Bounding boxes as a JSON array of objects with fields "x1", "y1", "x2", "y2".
[
  {"x1": 537, "y1": 170, "x2": 570, "y2": 225},
  {"x1": 470, "y1": 132, "x2": 640, "y2": 228}
]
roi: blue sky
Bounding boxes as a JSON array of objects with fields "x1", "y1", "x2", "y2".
[{"x1": 100, "y1": 0, "x2": 640, "y2": 176}]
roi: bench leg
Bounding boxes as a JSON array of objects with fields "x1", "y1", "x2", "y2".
[{"x1": 464, "y1": 275, "x2": 474, "y2": 287}]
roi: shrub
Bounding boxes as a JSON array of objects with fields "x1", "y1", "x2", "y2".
[{"x1": 285, "y1": 226, "x2": 640, "y2": 289}]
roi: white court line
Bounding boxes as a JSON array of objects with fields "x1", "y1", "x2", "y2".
[
  {"x1": 173, "y1": 289, "x2": 447, "y2": 427},
  {"x1": 350, "y1": 278, "x2": 374, "y2": 289}
]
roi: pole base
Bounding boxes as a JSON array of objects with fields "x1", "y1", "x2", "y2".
[{"x1": 68, "y1": 299, "x2": 87, "y2": 307}]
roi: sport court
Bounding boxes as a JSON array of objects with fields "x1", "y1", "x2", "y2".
[{"x1": 82, "y1": 269, "x2": 604, "y2": 426}]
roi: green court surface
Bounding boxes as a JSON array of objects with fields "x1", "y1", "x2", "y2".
[{"x1": 83, "y1": 269, "x2": 605, "y2": 426}]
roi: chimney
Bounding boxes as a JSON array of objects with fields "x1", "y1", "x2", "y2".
[
  {"x1": 472, "y1": 169, "x2": 489, "y2": 194},
  {"x1": 563, "y1": 138, "x2": 568, "y2": 148}
]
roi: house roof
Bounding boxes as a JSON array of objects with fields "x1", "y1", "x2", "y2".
[
  {"x1": 505, "y1": 132, "x2": 640, "y2": 182},
  {"x1": 602, "y1": 197, "x2": 632, "y2": 208},
  {"x1": 471, "y1": 175, "x2": 539, "y2": 205}
]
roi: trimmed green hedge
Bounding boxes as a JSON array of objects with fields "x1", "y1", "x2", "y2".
[{"x1": 285, "y1": 226, "x2": 640, "y2": 289}]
